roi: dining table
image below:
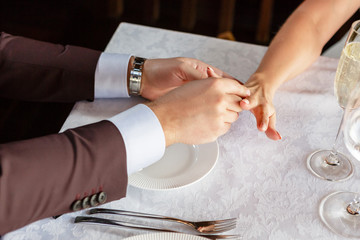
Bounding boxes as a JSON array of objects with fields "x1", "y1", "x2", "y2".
[{"x1": 4, "y1": 22, "x2": 360, "y2": 240}]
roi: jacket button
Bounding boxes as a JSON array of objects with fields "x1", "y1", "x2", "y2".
[
  {"x1": 82, "y1": 196, "x2": 91, "y2": 209},
  {"x1": 90, "y1": 194, "x2": 99, "y2": 207},
  {"x1": 97, "y1": 192, "x2": 107, "y2": 204},
  {"x1": 71, "y1": 200, "x2": 82, "y2": 211}
]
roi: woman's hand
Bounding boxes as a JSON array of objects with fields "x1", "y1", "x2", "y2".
[
  {"x1": 140, "y1": 57, "x2": 235, "y2": 100},
  {"x1": 240, "y1": 74, "x2": 282, "y2": 141}
]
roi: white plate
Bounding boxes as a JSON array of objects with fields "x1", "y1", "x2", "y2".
[
  {"x1": 129, "y1": 141, "x2": 219, "y2": 190},
  {"x1": 124, "y1": 232, "x2": 207, "y2": 240}
]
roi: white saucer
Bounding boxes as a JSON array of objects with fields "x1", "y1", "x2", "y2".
[{"x1": 129, "y1": 141, "x2": 219, "y2": 190}]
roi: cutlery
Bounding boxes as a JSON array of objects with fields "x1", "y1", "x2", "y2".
[
  {"x1": 75, "y1": 216, "x2": 241, "y2": 239},
  {"x1": 88, "y1": 208, "x2": 237, "y2": 234}
]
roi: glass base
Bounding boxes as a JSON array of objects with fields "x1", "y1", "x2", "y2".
[
  {"x1": 307, "y1": 149, "x2": 353, "y2": 181},
  {"x1": 319, "y1": 192, "x2": 360, "y2": 238}
]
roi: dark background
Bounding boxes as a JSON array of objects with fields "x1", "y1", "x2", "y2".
[{"x1": 1, "y1": 0, "x2": 358, "y2": 52}]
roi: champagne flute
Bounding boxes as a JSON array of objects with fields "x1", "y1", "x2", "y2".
[
  {"x1": 319, "y1": 78, "x2": 360, "y2": 238},
  {"x1": 306, "y1": 20, "x2": 360, "y2": 181}
]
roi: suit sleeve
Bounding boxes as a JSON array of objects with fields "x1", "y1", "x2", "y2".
[
  {"x1": 0, "y1": 33, "x2": 129, "y2": 235},
  {"x1": 0, "y1": 120, "x2": 128, "y2": 235},
  {"x1": 0, "y1": 32, "x2": 101, "y2": 102}
]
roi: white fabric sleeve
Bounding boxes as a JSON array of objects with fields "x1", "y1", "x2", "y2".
[
  {"x1": 108, "y1": 104, "x2": 166, "y2": 175},
  {"x1": 94, "y1": 53, "x2": 132, "y2": 98}
]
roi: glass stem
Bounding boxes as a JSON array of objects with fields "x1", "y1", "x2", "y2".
[{"x1": 325, "y1": 111, "x2": 345, "y2": 166}]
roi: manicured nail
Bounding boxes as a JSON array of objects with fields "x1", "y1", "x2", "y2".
[
  {"x1": 242, "y1": 99, "x2": 249, "y2": 104},
  {"x1": 246, "y1": 90, "x2": 251, "y2": 96},
  {"x1": 277, "y1": 131, "x2": 282, "y2": 140},
  {"x1": 207, "y1": 66, "x2": 214, "y2": 72}
]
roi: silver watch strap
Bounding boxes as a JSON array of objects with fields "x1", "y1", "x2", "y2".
[{"x1": 129, "y1": 56, "x2": 146, "y2": 96}]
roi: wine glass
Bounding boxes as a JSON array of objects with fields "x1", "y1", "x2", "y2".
[
  {"x1": 306, "y1": 20, "x2": 360, "y2": 181},
  {"x1": 319, "y1": 77, "x2": 360, "y2": 238}
]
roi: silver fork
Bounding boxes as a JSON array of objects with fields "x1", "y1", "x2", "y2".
[
  {"x1": 75, "y1": 216, "x2": 241, "y2": 240},
  {"x1": 88, "y1": 208, "x2": 237, "y2": 234}
]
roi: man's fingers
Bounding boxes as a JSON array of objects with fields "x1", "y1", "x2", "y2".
[
  {"x1": 208, "y1": 64, "x2": 238, "y2": 81},
  {"x1": 180, "y1": 61, "x2": 209, "y2": 81},
  {"x1": 193, "y1": 58, "x2": 238, "y2": 81},
  {"x1": 240, "y1": 98, "x2": 251, "y2": 110},
  {"x1": 219, "y1": 123, "x2": 232, "y2": 136},
  {"x1": 207, "y1": 66, "x2": 221, "y2": 78},
  {"x1": 226, "y1": 94, "x2": 243, "y2": 113},
  {"x1": 224, "y1": 111, "x2": 239, "y2": 124},
  {"x1": 220, "y1": 79, "x2": 250, "y2": 98},
  {"x1": 240, "y1": 93, "x2": 262, "y2": 110}
]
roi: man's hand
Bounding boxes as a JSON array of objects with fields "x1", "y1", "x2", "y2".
[
  {"x1": 140, "y1": 57, "x2": 235, "y2": 100},
  {"x1": 146, "y1": 77, "x2": 250, "y2": 146}
]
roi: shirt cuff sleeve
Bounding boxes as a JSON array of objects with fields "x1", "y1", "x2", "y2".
[
  {"x1": 94, "y1": 52, "x2": 132, "y2": 98},
  {"x1": 108, "y1": 104, "x2": 166, "y2": 175}
]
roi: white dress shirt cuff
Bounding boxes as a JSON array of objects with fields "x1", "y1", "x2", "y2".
[
  {"x1": 94, "y1": 53, "x2": 131, "y2": 98},
  {"x1": 108, "y1": 104, "x2": 166, "y2": 175}
]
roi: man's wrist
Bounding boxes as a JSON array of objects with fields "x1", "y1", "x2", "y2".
[
  {"x1": 108, "y1": 104, "x2": 166, "y2": 175},
  {"x1": 145, "y1": 101, "x2": 175, "y2": 147},
  {"x1": 95, "y1": 53, "x2": 131, "y2": 98}
]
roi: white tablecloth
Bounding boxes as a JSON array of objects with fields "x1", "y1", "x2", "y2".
[{"x1": 4, "y1": 23, "x2": 360, "y2": 240}]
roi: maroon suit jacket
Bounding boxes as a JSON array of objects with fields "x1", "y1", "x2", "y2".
[{"x1": 0, "y1": 33, "x2": 128, "y2": 235}]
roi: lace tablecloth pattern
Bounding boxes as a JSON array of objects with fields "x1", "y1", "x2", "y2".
[{"x1": 4, "y1": 23, "x2": 360, "y2": 240}]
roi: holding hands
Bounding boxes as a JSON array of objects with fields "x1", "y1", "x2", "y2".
[
  {"x1": 207, "y1": 66, "x2": 281, "y2": 141},
  {"x1": 139, "y1": 56, "x2": 281, "y2": 145},
  {"x1": 138, "y1": 57, "x2": 249, "y2": 146},
  {"x1": 146, "y1": 74, "x2": 249, "y2": 146}
]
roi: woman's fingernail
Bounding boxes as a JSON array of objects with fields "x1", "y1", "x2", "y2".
[
  {"x1": 260, "y1": 123, "x2": 267, "y2": 131},
  {"x1": 207, "y1": 66, "x2": 214, "y2": 73},
  {"x1": 242, "y1": 99, "x2": 249, "y2": 104},
  {"x1": 246, "y1": 90, "x2": 251, "y2": 96},
  {"x1": 277, "y1": 131, "x2": 282, "y2": 140}
]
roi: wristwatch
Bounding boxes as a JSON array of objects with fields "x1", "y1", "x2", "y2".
[{"x1": 129, "y1": 56, "x2": 146, "y2": 96}]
